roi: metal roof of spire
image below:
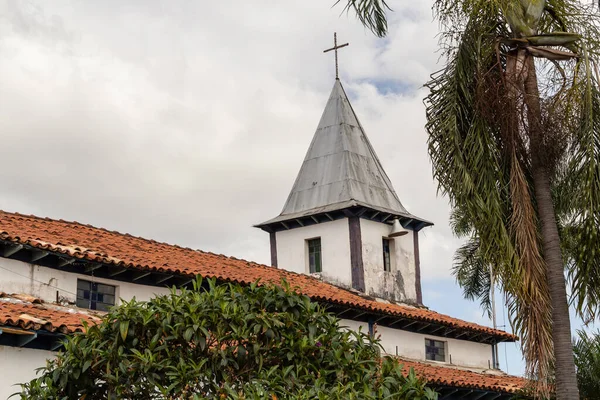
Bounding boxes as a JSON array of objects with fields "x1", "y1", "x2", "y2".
[{"x1": 257, "y1": 80, "x2": 431, "y2": 229}]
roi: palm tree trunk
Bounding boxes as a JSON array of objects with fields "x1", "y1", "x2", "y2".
[{"x1": 523, "y1": 56, "x2": 579, "y2": 399}]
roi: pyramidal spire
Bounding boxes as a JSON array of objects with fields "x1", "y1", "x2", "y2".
[
  {"x1": 257, "y1": 80, "x2": 431, "y2": 231},
  {"x1": 281, "y1": 80, "x2": 408, "y2": 216}
]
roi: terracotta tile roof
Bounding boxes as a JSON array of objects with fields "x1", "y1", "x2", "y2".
[
  {"x1": 0, "y1": 293, "x2": 101, "y2": 334},
  {"x1": 399, "y1": 357, "x2": 529, "y2": 394},
  {"x1": 0, "y1": 210, "x2": 516, "y2": 341}
]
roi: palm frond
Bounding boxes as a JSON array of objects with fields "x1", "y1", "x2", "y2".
[
  {"x1": 425, "y1": 1, "x2": 554, "y2": 390},
  {"x1": 564, "y1": 61, "x2": 600, "y2": 323},
  {"x1": 452, "y1": 236, "x2": 493, "y2": 318},
  {"x1": 335, "y1": 0, "x2": 391, "y2": 38},
  {"x1": 573, "y1": 330, "x2": 600, "y2": 397}
]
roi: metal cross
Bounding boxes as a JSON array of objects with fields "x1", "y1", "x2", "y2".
[{"x1": 323, "y1": 32, "x2": 349, "y2": 80}]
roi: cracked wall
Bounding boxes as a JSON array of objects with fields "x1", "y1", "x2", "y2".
[{"x1": 360, "y1": 219, "x2": 417, "y2": 303}]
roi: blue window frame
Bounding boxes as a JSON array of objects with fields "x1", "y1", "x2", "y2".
[
  {"x1": 76, "y1": 279, "x2": 116, "y2": 312},
  {"x1": 425, "y1": 339, "x2": 446, "y2": 362}
]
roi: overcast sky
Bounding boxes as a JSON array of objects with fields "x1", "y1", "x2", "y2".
[{"x1": 0, "y1": 0, "x2": 538, "y2": 375}]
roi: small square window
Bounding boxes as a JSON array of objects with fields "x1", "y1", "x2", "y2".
[
  {"x1": 76, "y1": 279, "x2": 116, "y2": 312},
  {"x1": 425, "y1": 339, "x2": 446, "y2": 362},
  {"x1": 307, "y1": 238, "x2": 322, "y2": 273}
]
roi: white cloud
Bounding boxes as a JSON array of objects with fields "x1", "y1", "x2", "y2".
[
  {"x1": 0, "y1": 0, "x2": 537, "y2": 374},
  {"x1": 0, "y1": 0, "x2": 461, "y2": 280}
]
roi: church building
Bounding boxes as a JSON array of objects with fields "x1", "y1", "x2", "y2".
[
  {"x1": 0, "y1": 77, "x2": 529, "y2": 398},
  {"x1": 256, "y1": 78, "x2": 431, "y2": 306}
]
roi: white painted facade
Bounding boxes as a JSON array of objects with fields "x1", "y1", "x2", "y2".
[
  {"x1": 275, "y1": 217, "x2": 417, "y2": 303},
  {"x1": 0, "y1": 346, "x2": 54, "y2": 400},
  {"x1": 341, "y1": 319, "x2": 494, "y2": 370},
  {"x1": 0, "y1": 257, "x2": 173, "y2": 399},
  {"x1": 0, "y1": 257, "x2": 171, "y2": 305},
  {"x1": 0, "y1": 254, "x2": 501, "y2": 398},
  {"x1": 276, "y1": 219, "x2": 353, "y2": 288},
  {"x1": 360, "y1": 219, "x2": 417, "y2": 302}
]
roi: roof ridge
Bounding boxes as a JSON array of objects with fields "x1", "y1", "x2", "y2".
[
  {"x1": 0, "y1": 211, "x2": 331, "y2": 289},
  {"x1": 0, "y1": 209, "x2": 270, "y2": 267}
]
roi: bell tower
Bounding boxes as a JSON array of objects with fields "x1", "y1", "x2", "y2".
[{"x1": 256, "y1": 78, "x2": 432, "y2": 304}]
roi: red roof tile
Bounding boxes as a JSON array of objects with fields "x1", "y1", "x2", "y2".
[
  {"x1": 0, "y1": 210, "x2": 517, "y2": 341},
  {"x1": 0, "y1": 294, "x2": 101, "y2": 334},
  {"x1": 399, "y1": 357, "x2": 529, "y2": 394}
]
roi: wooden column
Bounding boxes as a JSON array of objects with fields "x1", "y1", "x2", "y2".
[
  {"x1": 413, "y1": 230, "x2": 423, "y2": 304},
  {"x1": 269, "y1": 232, "x2": 278, "y2": 268},
  {"x1": 348, "y1": 216, "x2": 365, "y2": 292}
]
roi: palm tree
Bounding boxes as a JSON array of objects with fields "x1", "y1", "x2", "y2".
[{"x1": 340, "y1": 0, "x2": 600, "y2": 398}]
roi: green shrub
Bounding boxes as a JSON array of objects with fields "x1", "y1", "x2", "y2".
[{"x1": 19, "y1": 278, "x2": 437, "y2": 399}]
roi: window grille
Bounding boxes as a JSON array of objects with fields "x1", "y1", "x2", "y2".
[
  {"x1": 425, "y1": 339, "x2": 446, "y2": 362},
  {"x1": 308, "y1": 238, "x2": 322, "y2": 273},
  {"x1": 76, "y1": 279, "x2": 116, "y2": 312}
]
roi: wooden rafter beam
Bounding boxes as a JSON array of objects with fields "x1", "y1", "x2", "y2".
[
  {"x1": 18, "y1": 332, "x2": 38, "y2": 347},
  {"x1": 50, "y1": 338, "x2": 65, "y2": 351},
  {"x1": 455, "y1": 331, "x2": 469, "y2": 340},
  {"x1": 3, "y1": 243, "x2": 23, "y2": 258},
  {"x1": 334, "y1": 308, "x2": 354, "y2": 318},
  {"x1": 439, "y1": 389, "x2": 459, "y2": 399},
  {"x1": 443, "y1": 328, "x2": 456, "y2": 337},
  {"x1": 375, "y1": 315, "x2": 388, "y2": 323},
  {"x1": 30, "y1": 250, "x2": 49, "y2": 263},
  {"x1": 404, "y1": 320, "x2": 419, "y2": 329},
  {"x1": 132, "y1": 271, "x2": 151, "y2": 281},
  {"x1": 352, "y1": 311, "x2": 367, "y2": 320},
  {"x1": 485, "y1": 394, "x2": 502, "y2": 400},
  {"x1": 357, "y1": 208, "x2": 368, "y2": 217},
  {"x1": 155, "y1": 274, "x2": 174, "y2": 285},
  {"x1": 57, "y1": 257, "x2": 76, "y2": 267},
  {"x1": 430, "y1": 325, "x2": 446, "y2": 335},
  {"x1": 471, "y1": 391, "x2": 489, "y2": 400},
  {"x1": 108, "y1": 267, "x2": 128, "y2": 277},
  {"x1": 84, "y1": 263, "x2": 103, "y2": 273},
  {"x1": 324, "y1": 213, "x2": 334, "y2": 221},
  {"x1": 178, "y1": 278, "x2": 194, "y2": 288}
]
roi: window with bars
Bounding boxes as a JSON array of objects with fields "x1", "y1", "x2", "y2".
[
  {"x1": 382, "y1": 238, "x2": 392, "y2": 272},
  {"x1": 307, "y1": 238, "x2": 322, "y2": 273},
  {"x1": 425, "y1": 339, "x2": 446, "y2": 362},
  {"x1": 76, "y1": 279, "x2": 116, "y2": 312}
]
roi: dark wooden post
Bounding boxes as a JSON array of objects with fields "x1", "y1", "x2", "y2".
[
  {"x1": 269, "y1": 232, "x2": 278, "y2": 268},
  {"x1": 413, "y1": 230, "x2": 422, "y2": 304},
  {"x1": 348, "y1": 216, "x2": 365, "y2": 292}
]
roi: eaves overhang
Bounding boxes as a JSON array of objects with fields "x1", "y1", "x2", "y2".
[{"x1": 255, "y1": 200, "x2": 433, "y2": 233}]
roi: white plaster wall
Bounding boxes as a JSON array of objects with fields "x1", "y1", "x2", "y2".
[
  {"x1": 0, "y1": 257, "x2": 171, "y2": 305},
  {"x1": 340, "y1": 319, "x2": 493, "y2": 369},
  {"x1": 340, "y1": 318, "x2": 370, "y2": 335},
  {"x1": 360, "y1": 219, "x2": 416, "y2": 302},
  {"x1": 276, "y1": 219, "x2": 352, "y2": 288},
  {"x1": 0, "y1": 346, "x2": 54, "y2": 399}
]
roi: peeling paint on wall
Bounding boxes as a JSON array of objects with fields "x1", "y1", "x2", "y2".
[{"x1": 361, "y1": 219, "x2": 417, "y2": 303}]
